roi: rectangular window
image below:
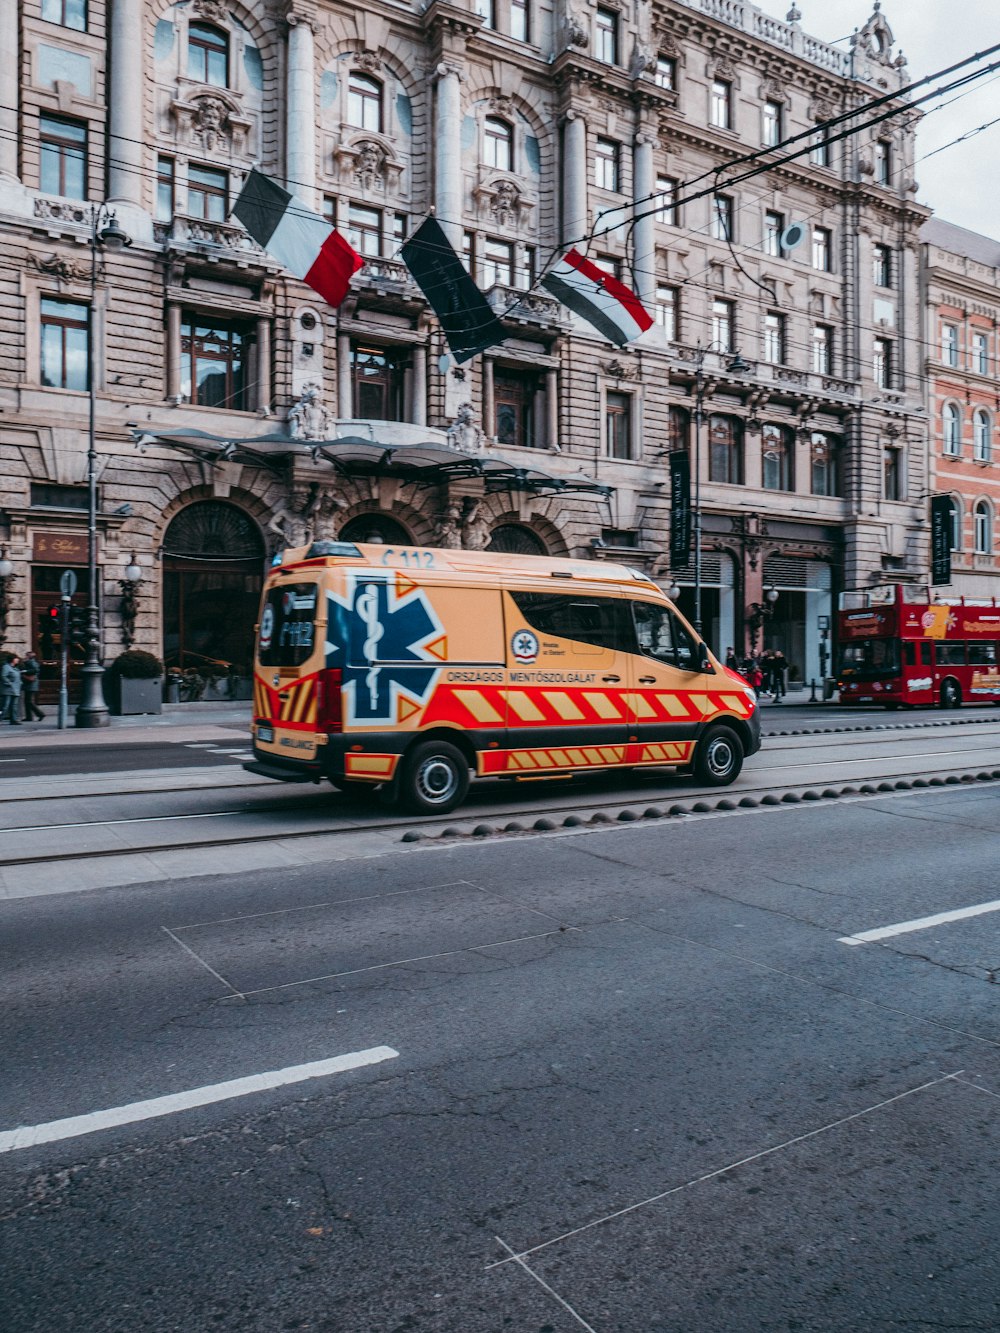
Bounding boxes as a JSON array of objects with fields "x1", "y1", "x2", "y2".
[
  {"x1": 322, "y1": 195, "x2": 337, "y2": 225},
  {"x1": 763, "y1": 312, "x2": 785, "y2": 364},
  {"x1": 810, "y1": 127, "x2": 830, "y2": 167},
  {"x1": 510, "y1": 0, "x2": 529, "y2": 41},
  {"x1": 180, "y1": 315, "x2": 253, "y2": 411},
  {"x1": 711, "y1": 79, "x2": 731, "y2": 130},
  {"x1": 40, "y1": 297, "x2": 89, "y2": 391},
  {"x1": 763, "y1": 100, "x2": 782, "y2": 148},
  {"x1": 594, "y1": 253, "x2": 622, "y2": 281},
  {"x1": 810, "y1": 431, "x2": 840, "y2": 497},
  {"x1": 347, "y1": 203, "x2": 382, "y2": 257},
  {"x1": 973, "y1": 331, "x2": 990, "y2": 376},
  {"x1": 156, "y1": 156, "x2": 175, "y2": 223},
  {"x1": 812, "y1": 227, "x2": 831, "y2": 272},
  {"x1": 934, "y1": 642, "x2": 966, "y2": 668},
  {"x1": 30, "y1": 482, "x2": 89, "y2": 509},
  {"x1": 712, "y1": 194, "x2": 733, "y2": 242},
  {"x1": 812, "y1": 324, "x2": 834, "y2": 376},
  {"x1": 764, "y1": 211, "x2": 784, "y2": 257},
  {"x1": 351, "y1": 343, "x2": 407, "y2": 421},
  {"x1": 655, "y1": 284, "x2": 677, "y2": 340},
  {"x1": 606, "y1": 390, "x2": 632, "y2": 459},
  {"x1": 654, "y1": 56, "x2": 676, "y2": 90},
  {"x1": 883, "y1": 445, "x2": 903, "y2": 501},
  {"x1": 188, "y1": 164, "x2": 228, "y2": 222},
  {"x1": 517, "y1": 245, "x2": 536, "y2": 291},
  {"x1": 873, "y1": 337, "x2": 892, "y2": 389},
  {"x1": 873, "y1": 244, "x2": 892, "y2": 289},
  {"x1": 462, "y1": 231, "x2": 475, "y2": 275},
  {"x1": 656, "y1": 175, "x2": 679, "y2": 226},
  {"x1": 712, "y1": 298, "x2": 734, "y2": 353},
  {"x1": 594, "y1": 137, "x2": 620, "y2": 191},
  {"x1": 484, "y1": 117, "x2": 512, "y2": 171},
  {"x1": 41, "y1": 0, "x2": 87, "y2": 30},
  {"x1": 874, "y1": 139, "x2": 891, "y2": 185},
  {"x1": 595, "y1": 7, "x2": 619, "y2": 64},
  {"x1": 483, "y1": 237, "x2": 516, "y2": 288},
  {"x1": 39, "y1": 115, "x2": 86, "y2": 200},
  {"x1": 495, "y1": 368, "x2": 538, "y2": 448},
  {"x1": 941, "y1": 324, "x2": 959, "y2": 368},
  {"x1": 473, "y1": 0, "x2": 495, "y2": 28}
]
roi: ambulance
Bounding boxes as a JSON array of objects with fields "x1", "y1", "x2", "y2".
[{"x1": 245, "y1": 540, "x2": 761, "y2": 813}]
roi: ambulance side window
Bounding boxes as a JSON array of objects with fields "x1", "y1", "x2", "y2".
[
  {"x1": 511, "y1": 593, "x2": 634, "y2": 653},
  {"x1": 633, "y1": 602, "x2": 698, "y2": 670}
]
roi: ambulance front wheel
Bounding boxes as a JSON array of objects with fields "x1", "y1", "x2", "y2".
[
  {"x1": 400, "y1": 739, "x2": 470, "y2": 815},
  {"x1": 693, "y1": 725, "x2": 744, "y2": 787}
]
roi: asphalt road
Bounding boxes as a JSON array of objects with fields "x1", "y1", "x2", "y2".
[{"x1": 3, "y1": 750, "x2": 1000, "y2": 1330}]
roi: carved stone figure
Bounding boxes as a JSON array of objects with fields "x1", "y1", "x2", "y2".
[
  {"x1": 562, "y1": 0, "x2": 589, "y2": 49},
  {"x1": 446, "y1": 402, "x2": 484, "y2": 455},
  {"x1": 270, "y1": 482, "x2": 344, "y2": 547},
  {"x1": 433, "y1": 499, "x2": 464, "y2": 549},
  {"x1": 193, "y1": 96, "x2": 228, "y2": 152},
  {"x1": 354, "y1": 140, "x2": 386, "y2": 193},
  {"x1": 288, "y1": 382, "x2": 332, "y2": 441},
  {"x1": 491, "y1": 180, "x2": 520, "y2": 228},
  {"x1": 461, "y1": 497, "x2": 491, "y2": 551},
  {"x1": 193, "y1": 0, "x2": 229, "y2": 22}
]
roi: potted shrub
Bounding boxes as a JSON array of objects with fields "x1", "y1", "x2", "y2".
[{"x1": 106, "y1": 649, "x2": 164, "y2": 716}]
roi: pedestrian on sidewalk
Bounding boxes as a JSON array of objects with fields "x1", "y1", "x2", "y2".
[
  {"x1": 771, "y1": 649, "x2": 787, "y2": 700},
  {"x1": 20, "y1": 651, "x2": 44, "y2": 721},
  {"x1": 724, "y1": 646, "x2": 739, "y2": 672},
  {"x1": 1, "y1": 652, "x2": 23, "y2": 724}
]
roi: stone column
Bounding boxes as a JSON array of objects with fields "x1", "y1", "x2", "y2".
[
  {"x1": 286, "y1": 10, "x2": 316, "y2": 208},
  {"x1": 0, "y1": 0, "x2": 18, "y2": 180},
  {"x1": 482, "y1": 358, "x2": 494, "y2": 437},
  {"x1": 412, "y1": 344, "x2": 427, "y2": 426},
  {"x1": 434, "y1": 63, "x2": 464, "y2": 248},
  {"x1": 562, "y1": 111, "x2": 588, "y2": 247},
  {"x1": 632, "y1": 130, "x2": 656, "y2": 308},
  {"x1": 337, "y1": 333, "x2": 352, "y2": 419},
  {"x1": 166, "y1": 304, "x2": 182, "y2": 400},
  {"x1": 108, "y1": 0, "x2": 144, "y2": 206},
  {"x1": 546, "y1": 367, "x2": 559, "y2": 450},
  {"x1": 256, "y1": 317, "x2": 272, "y2": 412}
]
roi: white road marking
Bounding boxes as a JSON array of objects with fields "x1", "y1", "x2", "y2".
[
  {"x1": 0, "y1": 1046, "x2": 399, "y2": 1153},
  {"x1": 839, "y1": 898, "x2": 1000, "y2": 946},
  {"x1": 494, "y1": 1235, "x2": 598, "y2": 1332},
  {"x1": 486, "y1": 1071, "x2": 962, "y2": 1269},
  {"x1": 0, "y1": 809, "x2": 246, "y2": 833},
  {"x1": 0, "y1": 758, "x2": 27, "y2": 763},
  {"x1": 767, "y1": 748, "x2": 1000, "y2": 770}
]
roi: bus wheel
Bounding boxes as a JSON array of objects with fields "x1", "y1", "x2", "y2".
[
  {"x1": 694, "y1": 725, "x2": 744, "y2": 787},
  {"x1": 939, "y1": 678, "x2": 962, "y2": 709},
  {"x1": 400, "y1": 740, "x2": 470, "y2": 815}
]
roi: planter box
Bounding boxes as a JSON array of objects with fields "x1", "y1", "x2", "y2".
[{"x1": 108, "y1": 675, "x2": 163, "y2": 716}]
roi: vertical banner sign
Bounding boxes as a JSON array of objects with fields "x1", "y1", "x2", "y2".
[
  {"x1": 930, "y1": 494, "x2": 952, "y2": 586},
  {"x1": 669, "y1": 449, "x2": 691, "y2": 569}
]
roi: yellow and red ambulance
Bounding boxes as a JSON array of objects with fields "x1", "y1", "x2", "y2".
[{"x1": 246, "y1": 540, "x2": 761, "y2": 813}]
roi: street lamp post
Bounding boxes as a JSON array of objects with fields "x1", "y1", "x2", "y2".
[{"x1": 76, "y1": 206, "x2": 131, "y2": 728}]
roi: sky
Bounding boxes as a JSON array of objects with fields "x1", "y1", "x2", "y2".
[{"x1": 794, "y1": 0, "x2": 1000, "y2": 238}]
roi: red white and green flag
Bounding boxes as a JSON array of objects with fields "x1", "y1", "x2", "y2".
[
  {"x1": 232, "y1": 169, "x2": 362, "y2": 307},
  {"x1": 541, "y1": 248, "x2": 653, "y2": 346}
]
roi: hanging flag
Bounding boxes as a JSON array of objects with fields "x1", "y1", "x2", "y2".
[
  {"x1": 400, "y1": 216, "x2": 506, "y2": 364},
  {"x1": 231, "y1": 169, "x2": 362, "y2": 307},
  {"x1": 930, "y1": 494, "x2": 952, "y2": 586},
  {"x1": 669, "y1": 449, "x2": 691, "y2": 570},
  {"x1": 540, "y1": 249, "x2": 653, "y2": 347}
]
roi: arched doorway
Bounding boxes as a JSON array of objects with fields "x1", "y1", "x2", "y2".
[
  {"x1": 486, "y1": 523, "x2": 547, "y2": 555},
  {"x1": 340, "y1": 513, "x2": 413, "y2": 545},
  {"x1": 162, "y1": 501, "x2": 264, "y2": 677}
]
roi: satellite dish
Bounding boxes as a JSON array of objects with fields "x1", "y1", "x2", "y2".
[{"x1": 780, "y1": 221, "x2": 808, "y2": 251}]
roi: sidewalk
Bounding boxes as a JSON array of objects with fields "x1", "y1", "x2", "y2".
[{"x1": 0, "y1": 701, "x2": 252, "y2": 747}]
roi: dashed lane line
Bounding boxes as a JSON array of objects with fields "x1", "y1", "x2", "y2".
[{"x1": 839, "y1": 897, "x2": 1000, "y2": 946}]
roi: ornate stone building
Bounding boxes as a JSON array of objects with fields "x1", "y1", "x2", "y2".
[
  {"x1": 921, "y1": 218, "x2": 1000, "y2": 601},
  {"x1": 0, "y1": 0, "x2": 929, "y2": 697}
]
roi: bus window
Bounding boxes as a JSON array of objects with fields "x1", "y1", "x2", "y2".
[
  {"x1": 934, "y1": 641, "x2": 966, "y2": 667},
  {"x1": 839, "y1": 638, "x2": 900, "y2": 675},
  {"x1": 920, "y1": 642, "x2": 932, "y2": 666},
  {"x1": 968, "y1": 641, "x2": 998, "y2": 665},
  {"x1": 903, "y1": 642, "x2": 916, "y2": 666}
]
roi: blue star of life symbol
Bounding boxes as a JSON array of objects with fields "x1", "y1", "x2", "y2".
[{"x1": 325, "y1": 572, "x2": 443, "y2": 725}]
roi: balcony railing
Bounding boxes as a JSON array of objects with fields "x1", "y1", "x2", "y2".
[
  {"x1": 154, "y1": 215, "x2": 266, "y2": 258},
  {"x1": 674, "y1": 0, "x2": 851, "y2": 76}
]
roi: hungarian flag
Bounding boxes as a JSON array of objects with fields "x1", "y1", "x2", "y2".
[
  {"x1": 400, "y1": 216, "x2": 506, "y2": 364},
  {"x1": 541, "y1": 249, "x2": 653, "y2": 346},
  {"x1": 231, "y1": 169, "x2": 362, "y2": 307}
]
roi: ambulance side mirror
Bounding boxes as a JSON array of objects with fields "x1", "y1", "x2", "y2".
[{"x1": 698, "y1": 646, "x2": 715, "y2": 673}]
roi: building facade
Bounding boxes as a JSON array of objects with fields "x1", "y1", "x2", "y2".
[
  {"x1": 0, "y1": 0, "x2": 929, "y2": 700},
  {"x1": 921, "y1": 218, "x2": 1000, "y2": 601}
]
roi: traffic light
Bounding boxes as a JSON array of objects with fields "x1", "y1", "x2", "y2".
[{"x1": 68, "y1": 605, "x2": 90, "y2": 642}]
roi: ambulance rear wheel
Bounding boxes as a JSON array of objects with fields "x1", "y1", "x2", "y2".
[
  {"x1": 693, "y1": 725, "x2": 744, "y2": 787},
  {"x1": 400, "y1": 740, "x2": 470, "y2": 815}
]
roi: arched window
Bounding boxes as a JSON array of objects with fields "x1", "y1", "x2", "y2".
[
  {"x1": 486, "y1": 524, "x2": 547, "y2": 556},
  {"x1": 484, "y1": 117, "x2": 513, "y2": 171},
  {"x1": 188, "y1": 23, "x2": 229, "y2": 87},
  {"x1": 348, "y1": 72, "x2": 383, "y2": 132},
  {"x1": 339, "y1": 513, "x2": 412, "y2": 545},
  {"x1": 948, "y1": 496, "x2": 962, "y2": 552},
  {"x1": 974, "y1": 408, "x2": 992, "y2": 462},
  {"x1": 943, "y1": 402, "x2": 961, "y2": 456},
  {"x1": 974, "y1": 500, "x2": 992, "y2": 555},
  {"x1": 761, "y1": 423, "x2": 794, "y2": 491},
  {"x1": 708, "y1": 415, "x2": 743, "y2": 485}
]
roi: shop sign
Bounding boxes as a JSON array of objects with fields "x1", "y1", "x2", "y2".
[{"x1": 33, "y1": 532, "x2": 88, "y2": 564}]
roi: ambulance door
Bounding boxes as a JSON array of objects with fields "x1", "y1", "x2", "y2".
[
  {"x1": 625, "y1": 599, "x2": 708, "y2": 769},
  {"x1": 501, "y1": 589, "x2": 632, "y2": 772},
  {"x1": 253, "y1": 577, "x2": 324, "y2": 761}
]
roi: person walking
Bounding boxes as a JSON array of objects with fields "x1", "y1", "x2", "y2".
[
  {"x1": 771, "y1": 649, "x2": 787, "y2": 701},
  {"x1": 0, "y1": 653, "x2": 23, "y2": 724},
  {"x1": 20, "y1": 651, "x2": 44, "y2": 721},
  {"x1": 724, "y1": 646, "x2": 739, "y2": 672}
]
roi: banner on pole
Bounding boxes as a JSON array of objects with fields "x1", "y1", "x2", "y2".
[
  {"x1": 930, "y1": 494, "x2": 952, "y2": 586},
  {"x1": 669, "y1": 450, "x2": 691, "y2": 570}
]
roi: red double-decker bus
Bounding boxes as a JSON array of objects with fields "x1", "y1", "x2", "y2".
[{"x1": 837, "y1": 584, "x2": 1000, "y2": 709}]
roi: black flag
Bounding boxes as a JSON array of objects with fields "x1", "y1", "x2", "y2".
[
  {"x1": 400, "y1": 217, "x2": 505, "y2": 364},
  {"x1": 669, "y1": 450, "x2": 691, "y2": 570},
  {"x1": 930, "y1": 494, "x2": 952, "y2": 586}
]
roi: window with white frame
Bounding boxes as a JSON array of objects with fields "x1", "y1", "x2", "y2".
[
  {"x1": 812, "y1": 227, "x2": 832, "y2": 272},
  {"x1": 762, "y1": 100, "x2": 782, "y2": 148},
  {"x1": 594, "y1": 137, "x2": 620, "y2": 191},
  {"x1": 974, "y1": 408, "x2": 992, "y2": 462},
  {"x1": 943, "y1": 402, "x2": 962, "y2": 456},
  {"x1": 973, "y1": 331, "x2": 990, "y2": 376},
  {"x1": 188, "y1": 22, "x2": 229, "y2": 87},
  {"x1": 510, "y1": 0, "x2": 529, "y2": 41},
  {"x1": 874, "y1": 139, "x2": 891, "y2": 185},
  {"x1": 763, "y1": 312, "x2": 785, "y2": 364},
  {"x1": 483, "y1": 237, "x2": 516, "y2": 288},
  {"x1": 348, "y1": 72, "x2": 382, "y2": 132},
  {"x1": 606, "y1": 390, "x2": 632, "y2": 459},
  {"x1": 941, "y1": 323, "x2": 959, "y2": 367},
  {"x1": 873, "y1": 337, "x2": 892, "y2": 389},
  {"x1": 948, "y1": 496, "x2": 961, "y2": 551},
  {"x1": 655, "y1": 284, "x2": 677, "y2": 339},
  {"x1": 484, "y1": 117, "x2": 513, "y2": 171},
  {"x1": 873, "y1": 243, "x2": 892, "y2": 288},
  {"x1": 763, "y1": 211, "x2": 784, "y2": 257},
  {"x1": 654, "y1": 55, "x2": 676, "y2": 90},
  {"x1": 712, "y1": 298, "x2": 735, "y2": 352},
  {"x1": 474, "y1": 0, "x2": 495, "y2": 27},
  {"x1": 656, "y1": 175, "x2": 679, "y2": 225},
  {"x1": 812, "y1": 324, "x2": 834, "y2": 375},
  {"x1": 810, "y1": 126, "x2": 830, "y2": 167},
  {"x1": 976, "y1": 500, "x2": 994, "y2": 553},
  {"x1": 712, "y1": 194, "x2": 733, "y2": 241},
  {"x1": 711, "y1": 79, "x2": 732, "y2": 130},
  {"x1": 595, "y1": 7, "x2": 619, "y2": 64}
]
